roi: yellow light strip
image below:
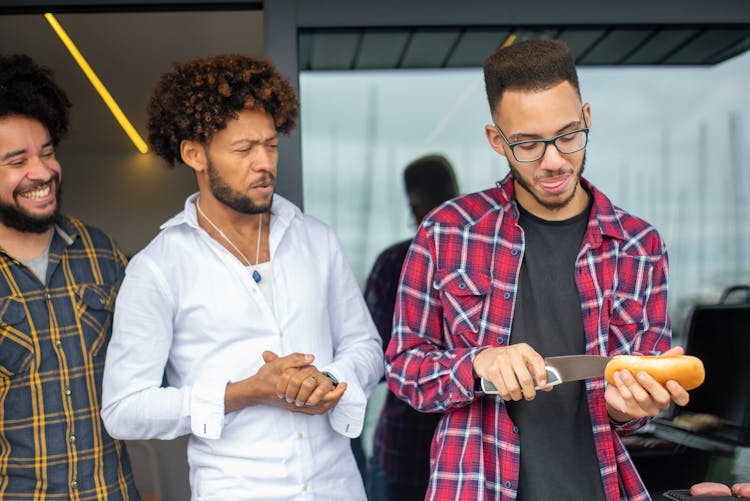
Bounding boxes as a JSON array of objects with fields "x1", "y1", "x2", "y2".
[
  {"x1": 500, "y1": 34, "x2": 517, "y2": 48},
  {"x1": 44, "y1": 13, "x2": 148, "y2": 154}
]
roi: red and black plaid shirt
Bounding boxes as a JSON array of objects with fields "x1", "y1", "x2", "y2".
[{"x1": 386, "y1": 174, "x2": 670, "y2": 501}]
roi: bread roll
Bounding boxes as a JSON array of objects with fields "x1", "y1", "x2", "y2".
[{"x1": 604, "y1": 355, "x2": 705, "y2": 390}]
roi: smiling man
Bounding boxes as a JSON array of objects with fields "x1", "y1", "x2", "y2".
[
  {"x1": 100, "y1": 55, "x2": 383, "y2": 500},
  {"x1": 385, "y1": 39, "x2": 689, "y2": 500},
  {"x1": 0, "y1": 54, "x2": 138, "y2": 500}
]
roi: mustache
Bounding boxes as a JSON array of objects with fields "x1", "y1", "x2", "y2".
[
  {"x1": 251, "y1": 174, "x2": 275, "y2": 188},
  {"x1": 14, "y1": 173, "x2": 60, "y2": 196},
  {"x1": 534, "y1": 168, "x2": 573, "y2": 181}
]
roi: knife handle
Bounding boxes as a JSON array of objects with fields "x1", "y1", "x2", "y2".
[{"x1": 480, "y1": 367, "x2": 562, "y2": 394}]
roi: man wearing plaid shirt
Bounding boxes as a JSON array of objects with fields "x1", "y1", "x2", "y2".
[
  {"x1": 385, "y1": 39, "x2": 691, "y2": 500},
  {"x1": 0, "y1": 54, "x2": 138, "y2": 500}
]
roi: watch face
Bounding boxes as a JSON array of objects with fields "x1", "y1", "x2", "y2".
[{"x1": 322, "y1": 371, "x2": 339, "y2": 387}]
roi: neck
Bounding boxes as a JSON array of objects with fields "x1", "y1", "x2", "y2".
[
  {"x1": 195, "y1": 196, "x2": 268, "y2": 266},
  {"x1": 514, "y1": 180, "x2": 590, "y2": 221},
  {"x1": 0, "y1": 224, "x2": 54, "y2": 261}
]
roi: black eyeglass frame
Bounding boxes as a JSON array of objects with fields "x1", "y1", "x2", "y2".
[{"x1": 493, "y1": 107, "x2": 590, "y2": 163}]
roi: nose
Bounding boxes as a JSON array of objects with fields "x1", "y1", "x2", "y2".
[
  {"x1": 26, "y1": 154, "x2": 55, "y2": 179},
  {"x1": 537, "y1": 142, "x2": 566, "y2": 171},
  {"x1": 251, "y1": 144, "x2": 277, "y2": 171}
]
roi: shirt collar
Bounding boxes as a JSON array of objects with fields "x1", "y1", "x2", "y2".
[
  {"x1": 494, "y1": 173, "x2": 626, "y2": 244},
  {"x1": 161, "y1": 192, "x2": 303, "y2": 235},
  {"x1": 53, "y1": 217, "x2": 77, "y2": 245}
]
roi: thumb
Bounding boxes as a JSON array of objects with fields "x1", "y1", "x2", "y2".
[
  {"x1": 332, "y1": 381, "x2": 347, "y2": 398},
  {"x1": 262, "y1": 351, "x2": 278, "y2": 363},
  {"x1": 662, "y1": 346, "x2": 685, "y2": 356}
]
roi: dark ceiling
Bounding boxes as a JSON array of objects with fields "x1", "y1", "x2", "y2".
[{"x1": 299, "y1": 25, "x2": 750, "y2": 71}]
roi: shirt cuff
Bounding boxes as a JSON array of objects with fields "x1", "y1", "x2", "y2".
[
  {"x1": 325, "y1": 369, "x2": 367, "y2": 438},
  {"x1": 190, "y1": 381, "x2": 227, "y2": 439}
]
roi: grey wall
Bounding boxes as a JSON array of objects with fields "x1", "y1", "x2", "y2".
[{"x1": 58, "y1": 151, "x2": 197, "y2": 257}]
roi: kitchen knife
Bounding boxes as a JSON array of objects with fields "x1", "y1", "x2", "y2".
[{"x1": 480, "y1": 354, "x2": 611, "y2": 394}]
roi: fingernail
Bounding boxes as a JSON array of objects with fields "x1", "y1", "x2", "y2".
[
  {"x1": 277, "y1": 393, "x2": 284, "y2": 399},
  {"x1": 295, "y1": 400, "x2": 303, "y2": 407},
  {"x1": 285, "y1": 397, "x2": 293, "y2": 403},
  {"x1": 304, "y1": 354, "x2": 314, "y2": 362}
]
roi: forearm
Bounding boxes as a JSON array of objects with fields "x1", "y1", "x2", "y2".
[{"x1": 101, "y1": 385, "x2": 192, "y2": 440}]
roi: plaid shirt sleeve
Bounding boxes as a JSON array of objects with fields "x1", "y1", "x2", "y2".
[{"x1": 385, "y1": 223, "x2": 481, "y2": 413}]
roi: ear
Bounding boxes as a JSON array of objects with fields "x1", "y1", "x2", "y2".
[
  {"x1": 484, "y1": 124, "x2": 508, "y2": 158},
  {"x1": 582, "y1": 102, "x2": 592, "y2": 129},
  {"x1": 180, "y1": 140, "x2": 207, "y2": 173}
]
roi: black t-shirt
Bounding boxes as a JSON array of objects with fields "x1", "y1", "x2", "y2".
[{"x1": 505, "y1": 200, "x2": 606, "y2": 501}]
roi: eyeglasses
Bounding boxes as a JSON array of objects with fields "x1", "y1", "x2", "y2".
[{"x1": 493, "y1": 108, "x2": 590, "y2": 163}]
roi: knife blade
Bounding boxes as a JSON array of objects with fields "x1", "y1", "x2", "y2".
[{"x1": 480, "y1": 355, "x2": 612, "y2": 394}]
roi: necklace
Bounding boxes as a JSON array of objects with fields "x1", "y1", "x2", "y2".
[{"x1": 196, "y1": 198, "x2": 264, "y2": 283}]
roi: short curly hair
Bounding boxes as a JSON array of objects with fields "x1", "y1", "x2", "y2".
[
  {"x1": 147, "y1": 54, "x2": 299, "y2": 167},
  {"x1": 483, "y1": 39, "x2": 580, "y2": 115},
  {"x1": 0, "y1": 53, "x2": 71, "y2": 145}
]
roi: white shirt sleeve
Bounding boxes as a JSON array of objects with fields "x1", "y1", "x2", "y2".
[
  {"x1": 101, "y1": 253, "x2": 226, "y2": 440},
  {"x1": 321, "y1": 229, "x2": 384, "y2": 438}
]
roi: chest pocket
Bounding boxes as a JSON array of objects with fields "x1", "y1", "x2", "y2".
[
  {"x1": 0, "y1": 296, "x2": 34, "y2": 377},
  {"x1": 74, "y1": 283, "x2": 117, "y2": 358},
  {"x1": 434, "y1": 270, "x2": 492, "y2": 345}
]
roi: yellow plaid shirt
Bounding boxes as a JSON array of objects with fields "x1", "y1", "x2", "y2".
[{"x1": 0, "y1": 217, "x2": 138, "y2": 500}]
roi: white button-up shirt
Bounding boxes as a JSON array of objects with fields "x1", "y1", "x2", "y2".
[{"x1": 101, "y1": 193, "x2": 383, "y2": 500}]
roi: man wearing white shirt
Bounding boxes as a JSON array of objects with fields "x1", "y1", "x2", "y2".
[{"x1": 101, "y1": 54, "x2": 383, "y2": 500}]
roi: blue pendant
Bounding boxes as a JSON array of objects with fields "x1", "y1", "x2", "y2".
[{"x1": 252, "y1": 270, "x2": 262, "y2": 283}]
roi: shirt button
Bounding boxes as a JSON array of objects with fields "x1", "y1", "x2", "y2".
[
  {"x1": 302, "y1": 483, "x2": 308, "y2": 492},
  {"x1": 503, "y1": 292, "x2": 511, "y2": 299},
  {"x1": 279, "y1": 331, "x2": 283, "y2": 337},
  {"x1": 458, "y1": 282, "x2": 466, "y2": 290},
  {"x1": 297, "y1": 432, "x2": 304, "y2": 439},
  {"x1": 64, "y1": 387, "x2": 72, "y2": 396},
  {"x1": 513, "y1": 426, "x2": 519, "y2": 433},
  {"x1": 55, "y1": 340, "x2": 62, "y2": 347},
  {"x1": 71, "y1": 479, "x2": 78, "y2": 489},
  {"x1": 69, "y1": 435, "x2": 76, "y2": 443},
  {"x1": 497, "y1": 336, "x2": 504, "y2": 344},
  {"x1": 505, "y1": 481, "x2": 512, "y2": 488},
  {"x1": 511, "y1": 249, "x2": 519, "y2": 255},
  {"x1": 46, "y1": 293, "x2": 52, "y2": 300}
]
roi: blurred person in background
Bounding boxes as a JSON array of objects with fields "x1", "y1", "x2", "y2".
[{"x1": 364, "y1": 154, "x2": 459, "y2": 501}]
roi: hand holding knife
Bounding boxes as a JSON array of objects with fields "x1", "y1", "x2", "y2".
[{"x1": 481, "y1": 354, "x2": 704, "y2": 394}]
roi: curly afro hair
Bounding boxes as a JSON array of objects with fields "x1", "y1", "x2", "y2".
[
  {"x1": 0, "y1": 54, "x2": 71, "y2": 145},
  {"x1": 147, "y1": 54, "x2": 299, "y2": 167}
]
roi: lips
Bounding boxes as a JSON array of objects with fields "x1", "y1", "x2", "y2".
[
  {"x1": 251, "y1": 176, "x2": 275, "y2": 195},
  {"x1": 17, "y1": 180, "x2": 55, "y2": 202},
  {"x1": 537, "y1": 173, "x2": 571, "y2": 195}
]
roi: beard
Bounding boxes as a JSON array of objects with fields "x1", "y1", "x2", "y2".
[
  {"x1": 0, "y1": 179, "x2": 62, "y2": 233},
  {"x1": 206, "y1": 156, "x2": 274, "y2": 215},
  {"x1": 508, "y1": 152, "x2": 586, "y2": 212}
]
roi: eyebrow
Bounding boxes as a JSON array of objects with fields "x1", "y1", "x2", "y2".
[
  {"x1": 1, "y1": 148, "x2": 27, "y2": 162},
  {"x1": 230, "y1": 134, "x2": 279, "y2": 147},
  {"x1": 508, "y1": 118, "x2": 584, "y2": 143},
  {"x1": 1, "y1": 140, "x2": 55, "y2": 163}
]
